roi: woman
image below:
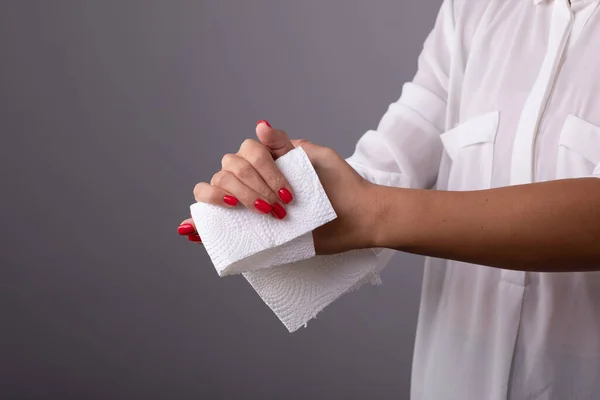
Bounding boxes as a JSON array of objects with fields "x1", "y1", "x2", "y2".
[{"x1": 179, "y1": 0, "x2": 600, "y2": 398}]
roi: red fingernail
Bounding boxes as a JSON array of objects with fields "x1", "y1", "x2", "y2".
[
  {"x1": 188, "y1": 234, "x2": 202, "y2": 243},
  {"x1": 271, "y1": 203, "x2": 287, "y2": 220},
  {"x1": 278, "y1": 188, "x2": 293, "y2": 204},
  {"x1": 178, "y1": 224, "x2": 195, "y2": 235},
  {"x1": 257, "y1": 119, "x2": 272, "y2": 128},
  {"x1": 254, "y1": 199, "x2": 272, "y2": 214},
  {"x1": 224, "y1": 195, "x2": 239, "y2": 206}
]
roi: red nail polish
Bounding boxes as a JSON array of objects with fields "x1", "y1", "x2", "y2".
[
  {"x1": 254, "y1": 199, "x2": 272, "y2": 214},
  {"x1": 278, "y1": 188, "x2": 293, "y2": 204},
  {"x1": 178, "y1": 224, "x2": 195, "y2": 235},
  {"x1": 257, "y1": 119, "x2": 272, "y2": 128},
  {"x1": 224, "y1": 195, "x2": 239, "y2": 206},
  {"x1": 271, "y1": 203, "x2": 287, "y2": 220},
  {"x1": 188, "y1": 234, "x2": 202, "y2": 243}
]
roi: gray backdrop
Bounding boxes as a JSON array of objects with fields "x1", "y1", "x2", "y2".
[{"x1": 0, "y1": 1, "x2": 442, "y2": 399}]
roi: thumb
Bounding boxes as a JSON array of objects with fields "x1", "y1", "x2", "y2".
[{"x1": 256, "y1": 120, "x2": 295, "y2": 159}]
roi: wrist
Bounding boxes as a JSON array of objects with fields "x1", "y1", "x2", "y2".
[
  {"x1": 372, "y1": 184, "x2": 394, "y2": 249},
  {"x1": 368, "y1": 185, "x2": 428, "y2": 250},
  {"x1": 363, "y1": 183, "x2": 396, "y2": 249}
]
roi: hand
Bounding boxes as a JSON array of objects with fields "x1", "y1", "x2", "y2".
[
  {"x1": 177, "y1": 120, "x2": 296, "y2": 243},
  {"x1": 177, "y1": 121, "x2": 379, "y2": 255},
  {"x1": 293, "y1": 140, "x2": 379, "y2": 254}
]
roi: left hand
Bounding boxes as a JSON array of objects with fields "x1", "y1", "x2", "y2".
[{"x1": 178, "y1": 124, "x2": 379, "y2": 255}]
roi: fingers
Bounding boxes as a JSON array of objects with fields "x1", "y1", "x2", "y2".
[
  {"x1": 195, "y1": 171, "x2": 280, "y2": 217},
  {"x1": 235, "y1": 139, "x2": 294, "y2": 205},
  {"x1": 188, "y1": 234, "x2": 202, "y2": 243},
  {"x1": 222, "y1": 148, "x2": 279, "y2": 205},
  {"x1": 192, "y1": 182, "x2": 239, "y2": 207},
  {"x1": 185, "y1": 120, "x2": 296, "y2": 243},
  {"x1": 256, "y1": 120, "x2": 295, "y2": 159},
  {"x1": 178, "y1": 218, "x2": 196, "y2": 234},
  {"x1": 178, "y1": 218, "x2": 202, "y2": 244}
]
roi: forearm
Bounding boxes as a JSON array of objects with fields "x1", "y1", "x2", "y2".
[{"x1": 373, "y1": 178, "x2": 600, "y2": 272}]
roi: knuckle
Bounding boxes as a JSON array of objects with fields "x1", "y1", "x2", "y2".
[
  {"x1": 193, "y1": 182, "x2": 210, "y2": 201},
  {"x1": 208, "y1": 190, "x2": 223, "y2": 204},
  {"x1": 211, "y1": 170, "x2": 230, "y2": 186},
  {"x1": 263, "y1": 173, "x2": 282, "y2": 190},
  {"x1": 248, "y1": 152, "x2": 269, "y2": 170},
  {"x1": 239, "y1": 138, "x2": 258, "y2": 152},
  {"x1": 221, "y1": 153, "x2": 237, "y2": 168},
  {"x1": 193, "y1": 182, "x2": 203, "y2": 198},
  {"x1": 235, "y1": 162, "x2": 255, "y2": 180}
]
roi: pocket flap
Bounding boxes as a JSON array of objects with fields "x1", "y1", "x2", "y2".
[
  {"x1": 559, "y1": 115, "x2": 600, "y2": 165},
  {"x1": 440, "y1": 111, "x2": 500, "y2": 160}
]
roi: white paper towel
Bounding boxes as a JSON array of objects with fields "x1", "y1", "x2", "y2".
[
  {"x1": 190, "y1": 146, "x2": 387, "y2": 332},
  {"x1": 243, "y1": 248, "x2": 393, "y2": 332},
  {"x1": 191, "y1": 147, "x2": 338, "y2": 277}
]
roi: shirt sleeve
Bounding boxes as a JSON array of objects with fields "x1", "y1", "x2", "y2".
[
  {"x1": 339, "y1": 0, "x2": 456, "y2": 280},
  {"x1": 243, "y1": 1, "x2": 458, "y2": 331},
  {"x1": 346, "y1": 0, "x2": 455, "y2": 190}
]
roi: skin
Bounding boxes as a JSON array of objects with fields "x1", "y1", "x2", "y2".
[{"x1": 180, "y1": 122, "x2": 600, "y2": 273}]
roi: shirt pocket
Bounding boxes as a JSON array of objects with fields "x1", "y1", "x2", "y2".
[
  {"x1": 439, "y1": 111, "x2": 500, "y2": 191},
  {"x1": 557, "y1": 115, "x2": 600, "y2": 179}
]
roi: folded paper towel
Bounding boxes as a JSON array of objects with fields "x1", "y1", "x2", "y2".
[
  {"x1": 243, "y1": 248, "x2": 393, "y2": 332},
  {"x1": 190, "y1": 146, "x2": 387, "y2": 332},
  {"x1": 191, "y1": 147, "x2": 338, "y2": 277}
]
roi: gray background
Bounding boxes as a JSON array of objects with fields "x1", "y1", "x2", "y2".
[{"x1": 0, "y1": 1, "x2": 441, "y2": 399}]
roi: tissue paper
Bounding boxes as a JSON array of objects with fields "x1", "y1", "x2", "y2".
[
  {"x1": 243, "y1": 248, "x2": 394, "y2": 332},
  {"x1": 191, "y1": 147, "x2": 337, "y2": 277},
  {"x1": 190, "y1": 146, "x2": 388, "y2": 332}
]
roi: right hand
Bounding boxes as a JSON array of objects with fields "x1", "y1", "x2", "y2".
[{"x1": 177, "y1": 120, "x2": 297, "y2": 243}]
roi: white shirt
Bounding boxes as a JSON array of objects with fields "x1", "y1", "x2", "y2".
[{"x1": 343, "y1": 0, "x2": 600, "y2": 398}]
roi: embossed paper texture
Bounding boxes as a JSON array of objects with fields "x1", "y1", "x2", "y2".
[
  {"x1": 191, "y1": 147, "x2": 337, "y2": 276},
  {"x1": 191, "y1": 147, "x2": 382, "y2": 332}
]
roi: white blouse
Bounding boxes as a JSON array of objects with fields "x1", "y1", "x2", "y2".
[{"x1": 344, "y1": 0, "x2": 600, "y2": 398}]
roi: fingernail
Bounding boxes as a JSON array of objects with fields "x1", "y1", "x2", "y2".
[
  {"x1": 254, "y1": 199, "x2": 272, "y2": 214},
  {"x1": 223, "y1": 195, "x2": 239, "y2": 206},
  {"x1": 188, "y1": 234, "x2": 202, "y2": 243},
  {"x1": 178, "y1": 224, "x2": 195, "y2": 235},
  {"x1": 278, "y1": 188, "x2": 293, "y2": 204},
  {"x1": 257, "y1": 119, "x2": 272, "y2": 128},
  {"x1": 271, "y1": 203, "x2": 287, "y2": 220}
]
